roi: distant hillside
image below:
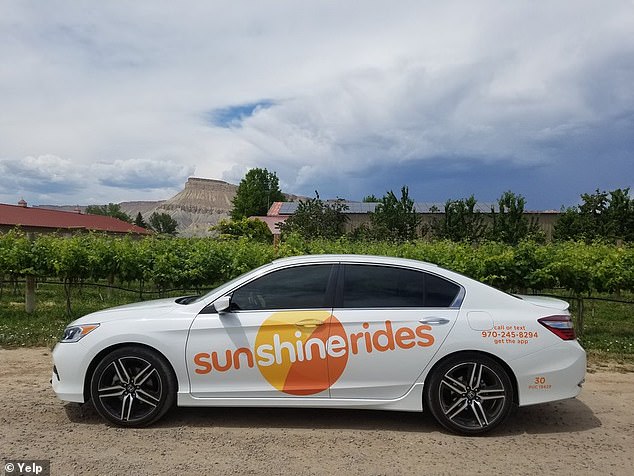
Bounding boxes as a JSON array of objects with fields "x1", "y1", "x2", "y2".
[{"x1": 38, "y1": 177, "x2": 302, "y2": 237}]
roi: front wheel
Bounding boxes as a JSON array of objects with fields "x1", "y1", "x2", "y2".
[
  {"x1": 90, "y1": 346, "x2": 176, "y2": 427},
  {"x1": 425, "y1": 353, "x2": 514, "y2": 435}
]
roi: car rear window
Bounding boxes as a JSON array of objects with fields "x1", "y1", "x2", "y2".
[{"x1": 342, "y1": 265, "x2": 460, "y2": 308}]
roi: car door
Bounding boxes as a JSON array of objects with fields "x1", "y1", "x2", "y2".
[
  {"x1": 186, "y1": 263, "x2": 337, "y2": 398},
  {"x1": 328, "y1": 263, "x2": 462, "y2": 400}
]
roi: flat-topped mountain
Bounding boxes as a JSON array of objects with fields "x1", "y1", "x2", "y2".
[
  {"x1": 119, "y1": 177, "x2": 238, "y2": 236},
  {"x1": 159, "y1": 178, "x2": 237, "y2": 213}
]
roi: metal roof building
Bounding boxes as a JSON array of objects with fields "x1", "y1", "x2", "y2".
[
  {"x1": 271, "y1": 201, "x2": 500, "y2": 216},
  {"x1": 266, "y1": 200, "x2": 560, "y2": 238}
]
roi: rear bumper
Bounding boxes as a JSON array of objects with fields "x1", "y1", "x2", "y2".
[{"x1": 512, "y1": 340, "x2": 586, "y2": 406}]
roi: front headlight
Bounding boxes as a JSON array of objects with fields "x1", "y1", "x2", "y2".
[{"x1": 60, "y1": 324, "x2": 100, "y2": 343}]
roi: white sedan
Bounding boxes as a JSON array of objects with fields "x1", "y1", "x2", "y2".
[{"x1": 52, "y1": 254, "x2": 586, "y2": 435}]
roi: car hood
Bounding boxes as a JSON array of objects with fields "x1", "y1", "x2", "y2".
[
  {"x1": 71, "y1": 297, "x2": 193, "y2": 325},
  {"x1": 516, "y1": 295, "x2": 570, "y2": 311}
]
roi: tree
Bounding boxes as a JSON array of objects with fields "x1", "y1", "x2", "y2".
[
  {"x1": 362, "y1": 194, "x2": 380, "y2": 203},
  {"x1": 489, "y1": 191, "x2": 540, "y2": 244},
  {"x1": 231, "y1": 168, "x2": 285, "y2": 219},
  {"x1": 134, "y1": 212, "x2": 148, "y2": 229},
  {"x1": 148, "y1": 212, "x2": 178, "y2": 235},
  {"x1": 279, "y1": 192, "x2": 348, "y2": 240},
  {"x1": 370, "y1": 186, "x2": 422, "y2": 241},
  {"x1": 554, "y1": 188, "x2": 634, "y2": 242},
  {"x1": 433, "y1": 195, "x2": 487, "y2": 242},
  {"x1": 605, "y1": 188, "x2": 634, "y2": 241},
  {"x1": 212, "y1": 217, "x2": 272, "y2": 243},
  {"x1": 85, "y1": 203, "x2": 131, "y2": 222}
]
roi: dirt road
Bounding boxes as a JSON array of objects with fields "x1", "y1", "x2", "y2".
[{"x1": 0, "y1": 348, "x2": 632, "y2": 476}]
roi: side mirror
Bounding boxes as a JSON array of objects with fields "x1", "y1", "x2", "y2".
[{"x1": 213, "y1": 295, "x2": 232, "y2": 313}]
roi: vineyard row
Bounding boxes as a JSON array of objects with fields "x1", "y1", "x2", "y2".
[{"x1": 1, "y1": 231, "x2": 633, "y2": 297}]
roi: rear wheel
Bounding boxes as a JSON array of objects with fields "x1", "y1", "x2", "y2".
[
  {"x1": 90, "y1": 346, "x2": 176, "y2": 427},
  {"x1": 425, "y1": 353, "x2": 514, "y2": 435}
]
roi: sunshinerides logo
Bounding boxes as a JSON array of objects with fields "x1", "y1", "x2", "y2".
[{"x1": 193, "y1": 311, "x2": 435, "y2": 395}]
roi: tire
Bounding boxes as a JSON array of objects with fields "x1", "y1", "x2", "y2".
[
  {"x1": 425, "y1": 352, "x2": 514, "y2": 435},
  {"x1": 90, "y1": 346, "x2": 176, "y2": 427}
]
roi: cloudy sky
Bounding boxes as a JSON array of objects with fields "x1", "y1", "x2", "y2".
[{"x1": 1, "y1": 1, "x2": 633, "y2": 210}]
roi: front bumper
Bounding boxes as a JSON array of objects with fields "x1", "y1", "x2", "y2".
[{"x1": 51, "y1": 342, "x2": 91, "y2": 403}]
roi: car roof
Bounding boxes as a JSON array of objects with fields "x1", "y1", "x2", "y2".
[{"x1": 271, "y1": 254, "x2": 438, "y2": 268}]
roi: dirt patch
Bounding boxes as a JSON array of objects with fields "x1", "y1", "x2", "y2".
[
  {"x1": 0, "y1": 348, "x2": 633, "y2": 475},
  {"x1": 587, "y1": 353, "x2": 634, "y2": 373}
]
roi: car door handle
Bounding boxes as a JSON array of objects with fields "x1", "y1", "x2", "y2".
[
  {"x1": 295, "y1": 319, "x2": 325, "y2": 328},
  {"x1": 419, "y1": 317, "x2": 450, "y2": 325}
]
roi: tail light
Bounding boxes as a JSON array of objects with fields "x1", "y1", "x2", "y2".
[{"x1": 538, "y1": 315, "x2": 576, "y2": 340}]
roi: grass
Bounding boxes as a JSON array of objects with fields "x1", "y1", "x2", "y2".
[
  {"x1": 567, "y1": 294, "x2": 634, "y2": 359},
  {"x1": 1, "y1": 282, "x2": 633, "y2": 360},
  {"x1": 0, "y1": 282, "x2": 202, "y2": 347}
]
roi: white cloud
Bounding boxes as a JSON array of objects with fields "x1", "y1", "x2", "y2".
[
  {"x1": 96, "y1": 158, "x2": 195, "y2": 189},
  {"x1": 0, "y1": 155, "x2": 85, "y2": 194},
  {"x1": 0, "y1": 155, "x2": 195, "y2": 205},
  {"x1": 0, "y1": 1, "x2": 632, "y2": 207}
]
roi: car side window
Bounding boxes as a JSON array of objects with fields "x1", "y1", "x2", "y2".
[
  {"x1": 342, "y1": 265, "x2": 460, "y2": 308},
  {"x1": 231, "y1": 264, "x2": 333, "y2": 311}
]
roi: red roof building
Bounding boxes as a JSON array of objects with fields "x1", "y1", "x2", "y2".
[
  {"x1": 248, "y1": 215, "x2": 287, "y2": 235},
  {"x1": 0, "y1": 201, "x2": 151, "y2": 236}
]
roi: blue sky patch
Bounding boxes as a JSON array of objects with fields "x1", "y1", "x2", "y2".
[{"x1": 207, "y1": 100, "x2": 276, "y2": 128}]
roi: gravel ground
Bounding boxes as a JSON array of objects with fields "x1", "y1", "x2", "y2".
[{"x1": 0, "y1": 348, "x2": 633, "y2": 476}]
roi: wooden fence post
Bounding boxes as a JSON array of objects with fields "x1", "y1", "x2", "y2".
[
  {"x1": 25, "y1": 275, "x2": 36, "y2": 314},
  {"x1": 25, "y1": 232, "x2": 36, "y2": 313},
  {"x1": 576, "y1": 297, "x2": 584, "y2": 336}
]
